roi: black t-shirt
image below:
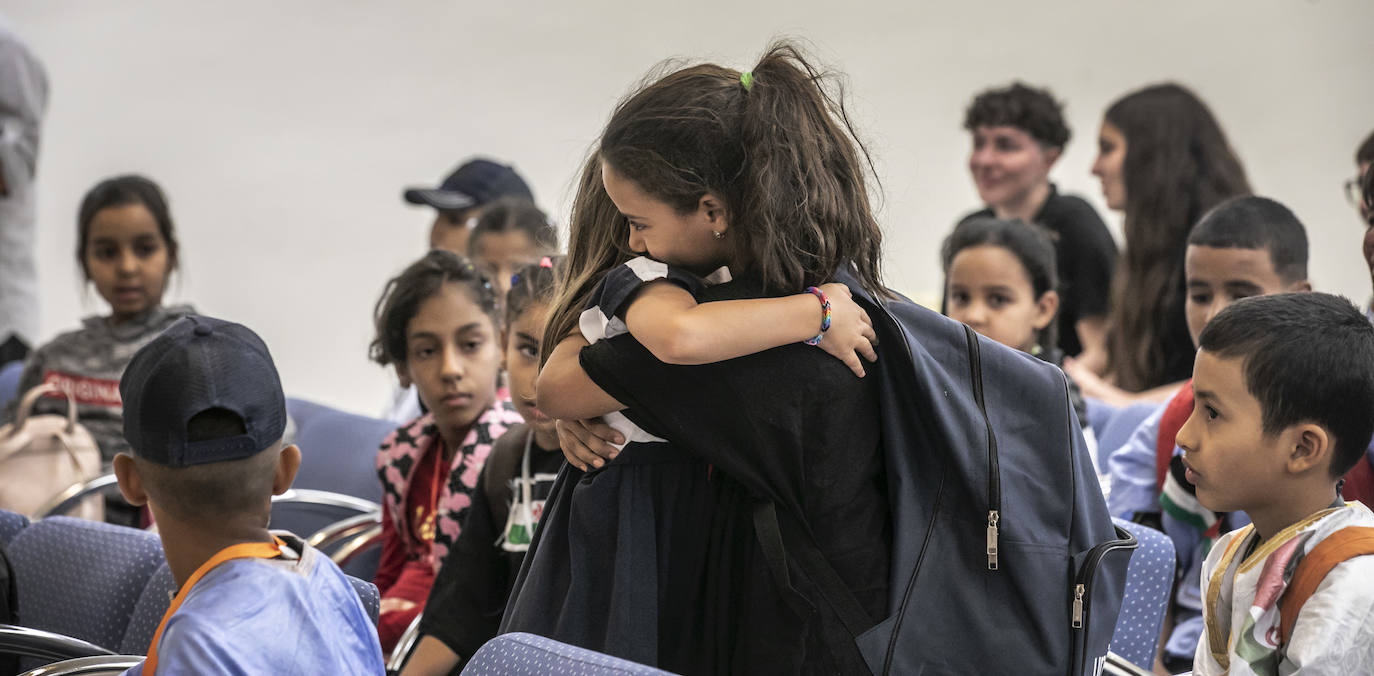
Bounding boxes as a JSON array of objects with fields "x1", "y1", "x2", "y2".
[
  {"x1": 418, "y1": 424, "x2": 562, "y2": 669},
  {"x1": 579, "y1": 278, "x2": 890, "y2": 672},
  {"x1": 958, "y1": 185, "x2": 1118, "y2": 356}
]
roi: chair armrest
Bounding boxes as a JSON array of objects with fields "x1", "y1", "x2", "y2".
[
  {"x1": 332, "y1": 525, "x2": 383, "y2": 567},
  {"x1": 0, "y1": 624, "x2": 113, "y2": 662},
  {"x1": 37, "y1": 475, "x2": 119, "y2": 519},
  {"x1": 386, "y1": 614, "x2": 424, "y2": 673},
  {"x1": 307, "y1": 512, "x2": 382, "y2": 551},
  {"x1": 18, "y1": 654, "x2": 145, "y2": 676},
  {"x1": 271, "y1": 489, "x2": 380, "y2": 515}
]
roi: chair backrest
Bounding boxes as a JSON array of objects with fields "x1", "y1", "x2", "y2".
[
  {"x1": 1098, "y1": 402, "x2": 1162, "y2": 460},
  {"x1": 0, "y1": 361, "x2": 22, "y2": 413},
  {"x1": 0, "y1": 510, "x2": 28, "y2": 545},
  {"x1": 461, "y1": 633, "x2": 673, "y2": 675},
  {"x1": 291, "y1": 403, "x2": 393, "y2": 505},
  {"x1": 1085, "y1": 398, "x2": 1117, "y2": 445},
  {"x1": 285, "y1": 397, "x2": 338, "y2": 434},
  {"x1": 8, "y1": 517, "x2": 164, "y2": 651},
  {"x1": 347, "y1": 577, "x2": 380, "y2": 626},
  {"x1": 118, "y1": 564, "x2": 175, "y2": 656},
  {"x1": 1108, "y1": 518, "x2": 1176, "y2": 669}
]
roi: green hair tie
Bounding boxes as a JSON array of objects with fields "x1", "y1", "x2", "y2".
[{"x1": 740, "y1": 71, "x2": 754, "y2": 92}]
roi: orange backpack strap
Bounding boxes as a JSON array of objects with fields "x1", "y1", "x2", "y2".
[
  {"x1": 1155, "y1": 382, "x2": 1194, "y2": 490},
  {"x1": 1278, "y1": 526, "x2": 1374, "y2": 645}
]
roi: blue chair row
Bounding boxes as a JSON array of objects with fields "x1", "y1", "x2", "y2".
[
  {"x1": 19, "y1": 631, "x2": 679, "y2": 676},
  {"x1": 0, "y1": 510, "x2": 379, "y2": 671}
]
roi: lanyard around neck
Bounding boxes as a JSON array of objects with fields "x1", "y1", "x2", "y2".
[{"x1": 143, "y1": 537, "x2": 288, "y2": 675}]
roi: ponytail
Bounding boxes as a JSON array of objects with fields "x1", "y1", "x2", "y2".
[
  {"x1": 732, "y1": 42, "x2": 885, "y2": 297},
  {"x1": 544, "y1": 40, "x2": 888, "y2": 362}
]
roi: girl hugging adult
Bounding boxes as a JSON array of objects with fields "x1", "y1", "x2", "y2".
[{"x1": 502, "y1": 41, "x2": 891, "y2": 675}]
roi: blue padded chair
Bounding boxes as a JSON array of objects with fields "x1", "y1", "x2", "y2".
[
  {"x1": 285, "y1": 397, "x2": 337, "y2": 434},
  {"x1": 461, "y1": 633, "x2": 674, "y2": 675},
  {"x1": 292, "y1": 405, "x2": 393, "y2": 505},
  {"x1": 0, "y1": 509, "x2": 29, "y2": 545},
  {"x1": 0, "y1": 361, "x2": 22, "y2": 413},
  {"x1": 117, "y1": 564, "x2": 175, "y2": 656},
  {"x1": 1085, "y1": 398, "x2": 1117, "y2": 446},
  {"x1": 1097, "y1": 401, "x2": 1162, "y2": 461},
  {"x1": 7, "y1": 517, "x2": 164, "y2": 651},
  {"x1": 1109, "y1": 518, "x2": 1176, "y2": 669},
  {"x1": 348, "y1": 577, "x2": 380, "y2": 625}
]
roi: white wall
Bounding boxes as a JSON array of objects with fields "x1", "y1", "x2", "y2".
[{"x1": 5, "y1": 0, "x2": 1372, "y2": 415}]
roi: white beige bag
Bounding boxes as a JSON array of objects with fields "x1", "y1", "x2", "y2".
[{"x1": 0, "y1": 383, "x2": 104, "y2": 520}]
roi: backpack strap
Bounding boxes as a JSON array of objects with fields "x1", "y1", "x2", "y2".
[
  {"x1": 751, "y1": 500, "x2": 873, "y2": 661},
  {"x1": 1155, "y1": 384, "x2": 1193, "y2": 491},
  {"x1": 1277, "y1": 526, "x2": 1374, "y2": 645}
]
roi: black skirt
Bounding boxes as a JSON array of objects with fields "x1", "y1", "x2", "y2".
[{"x1": 501, "y1": 442, "x2": 729, "y2": 675}]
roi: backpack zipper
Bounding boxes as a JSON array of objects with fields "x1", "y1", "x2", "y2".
[
  {"x1": 963, "y1": 325, "x2": 1001, "y2": 570},
  {"x1": 1069, "y1": 527, "x2": 1138, "y2": 673}
]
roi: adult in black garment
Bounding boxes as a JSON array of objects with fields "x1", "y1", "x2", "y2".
[
  {"x1": 509, "y1": 43, "x2": 891, "y2": 675},
  {"x1": 956, "y1": 83, "x2": 1117, "y2": 363}
]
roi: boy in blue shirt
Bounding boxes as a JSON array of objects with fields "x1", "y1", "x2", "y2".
[{"x1": 112, "y1": 315, "x2": 384, "y2": 675}]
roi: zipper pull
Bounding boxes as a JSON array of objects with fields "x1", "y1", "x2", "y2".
[
  {"x1": 1071, "y1": 583, "x2": 1085, "y2": 628},
  {"x1": 986, "y1": 510, "x2": 999, "y2": 570}
]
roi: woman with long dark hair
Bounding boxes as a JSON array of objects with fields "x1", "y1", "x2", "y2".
[{"x1": 1068, "y1": 83, "x2": 1250, "y2": 404}]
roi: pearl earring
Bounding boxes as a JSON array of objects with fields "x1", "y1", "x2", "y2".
[{"x1": 713, "y1": 231, "x2": 725, "y2": 240}]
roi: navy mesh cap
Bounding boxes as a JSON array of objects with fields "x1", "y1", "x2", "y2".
[
  {"x1": 120, "y1": 315, "x2": 287, "y2": 468},
  {"x1": 403, "y1": 158, "x2": 534, "y2": 211}
]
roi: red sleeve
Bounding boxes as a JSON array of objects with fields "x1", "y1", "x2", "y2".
[
  {"x1": 1342, "y1": 455, "x2": 1374, "y2": 508},
  {"x1": 374, "y1": 499, "x2": 404, "y2": 596}
]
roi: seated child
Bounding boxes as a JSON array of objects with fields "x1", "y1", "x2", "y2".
[
  {"x1": 112, "y1": 315, "x2": 383, "y2": 674},
  {"x1": 401, "y1": 257, "x2": 564, "y2": 676},
  {"x1": 1182, "y1": 292, "x2": 1374, "y2": 674},
  {"x1": 369, "y1": 250, "x2": 524, "y2": 652},
  {"x1": 1105, "y1": 195, "x2": 1310, "y2": 670},
  {"x1": 941, "y1": 216, "x2": 1094, "y2": 447},
  {"x1": 6, "y1": 175, "x2": 194, "y2": 467},
  {"x1": 467, "y1": 198, "x2": 558, "y2": 301}
]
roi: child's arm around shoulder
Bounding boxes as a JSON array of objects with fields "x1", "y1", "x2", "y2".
[
  {"x1": 536, "y1": 334, "x2": 625, "y2": 421},
  {"x1": 624, "y1": 280, "x2": 877, "y2": 377}
]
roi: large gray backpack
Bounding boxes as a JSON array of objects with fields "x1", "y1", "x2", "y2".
[{"x1": 755, "y1": 274, "x2": 1136, "y2": 675}]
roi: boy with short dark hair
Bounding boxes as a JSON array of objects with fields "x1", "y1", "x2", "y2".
[
  {"x1": 113, "y1": 315, "x2": 384, "y2": 675},
  {"x1": 1106, "y1": 195, "x2": 1311, "y2": 670},
  {"x1": 1182, "y1": 292, "x2": 1374, "y2": 674}
]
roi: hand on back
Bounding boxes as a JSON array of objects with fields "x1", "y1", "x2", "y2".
[{"x1": 815, "y1": 283, "x2": 878, "y2": 378}]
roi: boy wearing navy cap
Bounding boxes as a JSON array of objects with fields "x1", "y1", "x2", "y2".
[
  {"x1": 112, "y1": 315, "x2": 384, "y2": 675},
  {"x1": 404, "y1": 158, "x2": 534, "y2": 256}
]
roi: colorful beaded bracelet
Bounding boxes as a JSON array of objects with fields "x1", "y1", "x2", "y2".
[{"x1": 803, "y1": 286, "x2": 832, "y2": 346}]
